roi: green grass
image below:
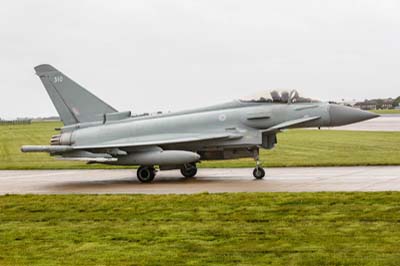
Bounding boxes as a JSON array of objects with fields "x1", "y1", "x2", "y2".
[
  {"x1": 1, "y1": 122, "x2": 400, "y2": 169},
  {"x1": 0, "y1": 122, "x2": 130, "y2": 170},
  {"x1": 1, "y1": 193, "x2": 400, "y2": 265},
  {"x1": 370, "y1": 109, "x2": 400, "y2": 114},
  {"x1": 205, "y1": 129, "x2": 400, "y2": 168}
]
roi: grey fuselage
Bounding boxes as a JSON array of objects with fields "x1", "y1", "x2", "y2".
[{"x1": 57, "y1": 100, "x2": 332, "y2": 163}]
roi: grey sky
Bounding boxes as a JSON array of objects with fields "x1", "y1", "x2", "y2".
[{"x1": 1, "y1": 0, "x2": 399, "y2": 119}]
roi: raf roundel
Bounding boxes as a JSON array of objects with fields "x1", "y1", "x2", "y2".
[{"x1": 218, "y1": 114, "x2": 227, "y2": 122}]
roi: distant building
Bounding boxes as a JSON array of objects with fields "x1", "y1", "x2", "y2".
[
  {"x1": 31, "y1": 116, "x2": 60, "y2": 122},
  {"x1": 354, "y1": 98, "x2": 394, "y2": 110},
  {"x1": 0, "y1": 119, "x2": 31, "y2": 125},
  {"x1": 354, "y1": 101, "x2": 377, "y2": 110},
  {"x1": 381, "y1": 99, "x2": 395, "y2": 109},
  {"x1": 337, "y1": 99, "x2": 358, "y2": 107}
]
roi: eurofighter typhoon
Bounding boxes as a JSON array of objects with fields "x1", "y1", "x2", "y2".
[{"x1": 21, "y1": 65, "x2": 379, "y2": 182}]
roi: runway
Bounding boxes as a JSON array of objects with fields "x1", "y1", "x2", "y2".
[
  {"x1": 1, "y1": 166, "x2": 400, "y2": 194},
  {"x1": 330, "y1": 114, "x2": 400, "y2": 131}
]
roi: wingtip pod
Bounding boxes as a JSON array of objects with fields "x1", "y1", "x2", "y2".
[{"x1": 34, "y1": 64, "x2": 58, "y2": 76}]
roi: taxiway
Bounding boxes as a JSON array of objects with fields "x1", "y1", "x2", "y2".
[{"x1": 0, "y1": 166, "x2": 399, "y2": 194}]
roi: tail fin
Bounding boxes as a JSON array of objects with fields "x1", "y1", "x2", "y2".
[{"x1": 35, "y1": 64, "x2": 117, "y2": 125}]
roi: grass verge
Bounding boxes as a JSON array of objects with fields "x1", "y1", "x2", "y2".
[
  {"x1": 370, "y1": 109, "x2": 400, "y2": 114},
  {"x1": 1, "y1": 193, "x2": 400, "y2": 265}
]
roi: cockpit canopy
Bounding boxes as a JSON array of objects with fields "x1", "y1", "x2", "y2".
[{"x1": 240, "y1": 89, "x2": 319, "y2": 104}]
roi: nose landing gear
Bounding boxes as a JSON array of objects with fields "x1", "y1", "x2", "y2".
[
  {"x1": 252, "y1": 148, "x2": 265, "y2": 180},
  {"x1": 253, "y1": 166, "x2": 265, "y2": 179}
]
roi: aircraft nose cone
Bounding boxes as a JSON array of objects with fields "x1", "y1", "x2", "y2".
[{"x1": 329, "y1": 104, "x2": 380, "y2": 126}]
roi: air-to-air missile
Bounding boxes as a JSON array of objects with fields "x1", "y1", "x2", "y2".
[{"x1": 21, "y1": 64, "x2": 379, "y2": 182}]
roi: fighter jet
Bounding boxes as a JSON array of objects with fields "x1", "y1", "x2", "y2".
[{"x1": 21, "y1": 64, "x2": 379, "y2": 182}]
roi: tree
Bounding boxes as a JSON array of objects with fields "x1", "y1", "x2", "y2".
[{"x1": 394, "y1": 96, "x2": 400, "y2": 107}]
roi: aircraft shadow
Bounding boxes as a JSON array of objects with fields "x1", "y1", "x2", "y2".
[{"x1": 45, "y1": 176, "x2": 229, "y2": 191}]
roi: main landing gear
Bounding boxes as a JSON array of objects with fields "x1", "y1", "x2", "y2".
[
  {"x1": 180, "y1": 163, "x2": 198, "y2": 178},
  {"x1": 252, "y1": 149, "x2": 265, "y2": 180},
  {"x1": 136, "y1": 163, "x2": 198, "y2": 183},
  {"x1": 137, "y1": 166, "x2": 156, "y2": 183}
]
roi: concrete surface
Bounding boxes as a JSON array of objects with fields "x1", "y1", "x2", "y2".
[
  {"x1": 1, "y1": 166, "x2": 400, "y2": 194},
  {"x1": 329, "y1": 114, "x2": 400, "y2": 131}
]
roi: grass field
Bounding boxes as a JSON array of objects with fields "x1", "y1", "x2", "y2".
[
  {"x1": 1, "y1": 122, "x2": 400, "y2": 169},
  {"x1": 371, "y1": 109, "x2": 400, "y2": 114},
  {"x1": 1, "y1": 193, "x2": 400, "y2": 265}
]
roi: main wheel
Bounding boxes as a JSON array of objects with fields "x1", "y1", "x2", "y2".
[
  {"x1": 180, "y1": 163, "x2": 198, "y2": 178},
  {"x1": 253, "y1": 167, "x2": 265, "y2": 180},
  {"x1": 137, "y1": 166, "x2": 156, "y2": 183}
]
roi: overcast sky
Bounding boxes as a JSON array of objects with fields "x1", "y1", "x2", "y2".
[{"x1": 1, "y1": 0, "x2": 399, "y2": 119}]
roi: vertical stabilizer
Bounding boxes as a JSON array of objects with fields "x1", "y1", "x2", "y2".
[{"x1": 34, "y1": 64, "x2": 117, "y2": 125}]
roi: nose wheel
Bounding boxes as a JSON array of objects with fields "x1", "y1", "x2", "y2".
[
  {"x1": 252, "y1": 148, "x2": 265, "y2": 180},
  {"x1": 253, "y1": 167, "x2": 265, "y2": 179},
  {"x1": 137, "y1": 166, "x2": 156, "y2": 183}
]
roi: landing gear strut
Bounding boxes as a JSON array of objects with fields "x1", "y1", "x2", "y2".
[
  {"x1": 180, "y1": 163, "x2": 198, "y2": 178},
  {"x1": 252, "y1": 149, "x2": 265, "y2": 180},
  {"x1": 137, "y1": 166, "x2": 156, "y2": 183}
]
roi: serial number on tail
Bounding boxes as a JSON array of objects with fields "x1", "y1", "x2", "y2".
[{"x1": 53, "y1": 76, "x2": 63, "y2": 83}]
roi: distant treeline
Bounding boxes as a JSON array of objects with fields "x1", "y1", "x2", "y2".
[{"x1": 0, "y1": 120, "x2": 32, "y2": 125}]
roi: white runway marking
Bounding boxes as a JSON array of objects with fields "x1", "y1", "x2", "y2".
[{"x1": 0, "y1": 166, "x2": 399, "y2": 194}]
